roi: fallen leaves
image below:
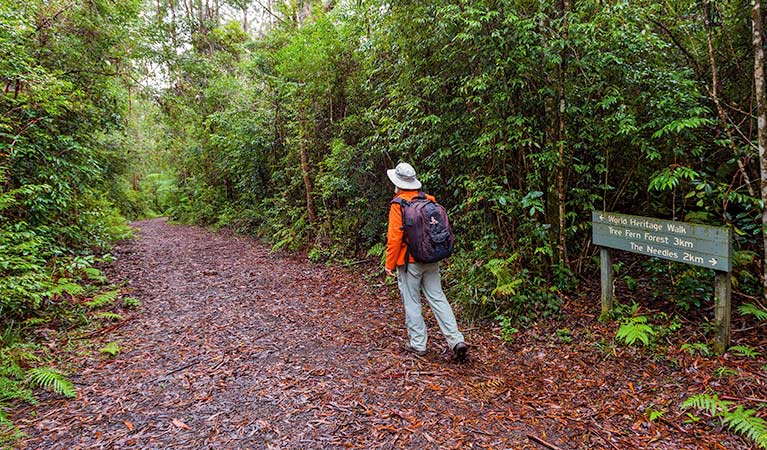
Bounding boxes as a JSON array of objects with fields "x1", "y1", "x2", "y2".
[
  {"x1": 171, "y1": 418, "x2": 191, "y2": 431},
  {"x1": 13, "y1": 219, "x2": 765, "y2": 450}
]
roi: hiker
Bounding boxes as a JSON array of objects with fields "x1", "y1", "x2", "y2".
[{"x1": 384, "y1": 162, "x2": 468, "y2": 361}]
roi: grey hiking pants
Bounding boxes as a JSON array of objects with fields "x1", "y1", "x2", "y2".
[{"x1": 396, "y1": 262, "x2": 465, "y2": 352}]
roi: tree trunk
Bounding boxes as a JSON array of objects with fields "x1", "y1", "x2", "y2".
[
  {"x1": 557, "y1": 0, "x2": 571, "y2": 267},
  {"x1": 703, "y1": 4, "x2": 756, "y2": 197},
  {"x1": 751, "y1": 0, "x2": 767, "y2": 300},
  {"x1": 299, "y1": 105, "x2": 317, "y2": 225}
]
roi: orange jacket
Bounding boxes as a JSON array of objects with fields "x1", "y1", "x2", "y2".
[{"x1": 386, "y1": 190, "x2": 436, "y2": 270}]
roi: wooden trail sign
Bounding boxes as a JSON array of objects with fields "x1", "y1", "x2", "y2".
[
  {"x1": 592, "y1": 211, "x2": 733, "y2": 354},
  {"x1": 592, "y1": 212, "x2": 731, "y2": 271}
]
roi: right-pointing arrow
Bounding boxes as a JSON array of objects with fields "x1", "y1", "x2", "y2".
[{"x1": 709, "y1": 257, "x2": 718, "y2": 266}]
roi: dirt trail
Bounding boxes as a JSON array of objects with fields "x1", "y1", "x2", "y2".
[
  {"x1": 17, "y1": 218, "x2": 753, "y2": 449},
  {"x1": 16, "y1": 218, "x2": 539, "y2": 449}
]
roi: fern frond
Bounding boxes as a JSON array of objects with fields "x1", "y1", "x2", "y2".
[
  {"x1": 93, "y1": 312, "x2": 123, "y2": 322},
  {"x1": 729, "y1": 345, "x2": 761, "y2": 359},
  {"x1": 84, "y1": 289, "x2": 119, "y2": 309},
  {"x1": 492, "y1": 279, "x2": 524, "y2": 297},
  {"x1": 738, "y1": 303, "x2": 767, "y2": 321},
  {"x1": 681, "y1": 393, "x2": 731, "y2": 417},
  {"x1": 721, "y1": 406, "x2": 767, "y2": 449},
  {"x1": 365, "y1": 242, "x2": 385, "y2": 258},
  {"x1": 616, "y1": 316, "x2": 655, "y2": 346},
  {"x1": 99, "y1": 342, "x2": 120, "y2": 357},
  {"x1": 0, "y1": 376, "x2": 34, "y2": 404},
  {"x1": 21, "y1": 317, "x2": 48, "y2": 327},
  {"x1": 681, "y1": 342, "x2": 710, "y2": 356},
  {"x1": 26, "y1": 367, "x2": 76, "y2": 398}
]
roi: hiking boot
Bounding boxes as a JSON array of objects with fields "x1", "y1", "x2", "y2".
[
  {"x1": 452, "y1": 342, "x2": 468, "y2": 361},
  {"x1": 406, "y1": 345, "x2": 427, "y2": 357}
]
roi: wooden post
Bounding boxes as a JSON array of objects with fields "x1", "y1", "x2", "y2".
[
  {"x1": 600, "y1": 247, "x2": 614, "y2": 317},
  {"x1": 713, "y1": 270, "x2": 731, "y2": 355}
]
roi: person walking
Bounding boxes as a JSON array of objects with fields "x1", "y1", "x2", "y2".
[{"x1": 384, "y1": 162, "x2": 468, "y2": 361}]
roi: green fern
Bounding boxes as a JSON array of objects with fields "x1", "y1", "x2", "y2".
[
  {"x1": 646, "y1": 409, "x2": 665, "y2": 422},
  {"x1": 26, "y1": 367, "x2": 76, "y2": 398},
  {"x1": 682, "y1": 393, "x2": 731, "y2": 416},
  {"x1": 21, "y1": 317, "x2": 49, "y2": 327},
  {"x1": 122, "y1": 297, "x2": 141, "y2": 309},
  {"x1": 721, "y1": 406, "x2": 767, "y2": 449},
  {"x1": 616, "y1": 316, "x2": 655, "y2": 346},
  {"x1": 683, "y1": 393, "x2": 767, "y2": 449},
  {"x1": 99, "y1": 342, "x2": 120, "y2": 357},
  {"x1": 50, "y1": 278, "x2": 84, "y2": 297},
  {"x1": 93, "y1": 312, "x2": 123, "y2": 321},
  {"x1": 85, "y1": 289, "x2": 119, "y2": 309},
  {"x1": 0, "y1": 376, "x2": 34, "y2": 404},
  {"x1": 738, "y1": 303, "x2": 767, "y2": 321},
  {"x1": 729, "y1": 345, "x2": 761, "y2": 359},
  {"x1": 486, "y1": 255, "x2": 524, "y2": 297},
  {"x1": 366, "y1": 242, "x2": 385, "y2": 258},
  {"x1": 681, "y1": 342, "x2": 711, "y2": 357},
  {"x1": 714, "y1": 366, "x2": 739, "y2": 378}
]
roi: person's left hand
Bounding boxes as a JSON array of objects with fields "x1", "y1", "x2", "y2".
[{"x1": 385, "y1": 267, "x2": 395, "y2": 277}]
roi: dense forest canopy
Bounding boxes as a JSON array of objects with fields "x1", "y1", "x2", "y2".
[
  {"x1": 2, "y1": 0, "x2": 767, "y2": 443},
  {"x1": 121, "y1": 0, "x2": 767, "y2": 318},
  {"x1": 2, "y1": 0, "x2": 766, "y2": 324}
]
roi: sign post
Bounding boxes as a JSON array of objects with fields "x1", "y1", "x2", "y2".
[{"x1": 592, "y1": 211, "x2": 733, "y2": 353}]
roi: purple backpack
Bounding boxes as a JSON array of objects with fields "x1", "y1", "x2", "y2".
[{"x1": 392, "y1": 192, "x2": 455, "y2": 267}]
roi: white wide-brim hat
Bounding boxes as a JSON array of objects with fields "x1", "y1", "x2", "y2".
[{"x1": 387, "y1": 162, "x2": 422, "y2": 190}]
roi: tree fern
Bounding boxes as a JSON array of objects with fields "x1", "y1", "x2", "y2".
[
  {"x1": 26, "y1": 367, "x2": 76, "y2": 398},
  {"x1": 738, "y1": 303, "x2": 767, "y2": 321},
  {"x1": 616, "y1": 316, "x2": 655, "y2": 346}
]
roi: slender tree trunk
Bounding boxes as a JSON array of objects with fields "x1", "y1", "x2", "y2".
[
  {"x1": 299, "y1": 105, "x2": 317, "y2": 225},
  {"x1": 170, "y1": 0, "x2": 178, "y2": 49},
  {"x1": 703, "y1": 4, "x2": 756, "y2": 197},
  {"x1": 557, "y1": 0, "x2": 571, "y2": 267},
  {"x1": 752, "y1": 0, "x2": 767, "y2": 300}
]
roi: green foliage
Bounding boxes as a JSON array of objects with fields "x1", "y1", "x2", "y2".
[
  {"x1": 616, "y1": 316, "x2": 655, "y2": 347},
  {"x1": 681, "y1": 342, "x2": 711, "y2": 357},
  {"x1": 682, "y1": 393, "x2": 767, "y2": 449},
  {"x1": 84, "y1": 290, "x2": 120, "y2": 309},
  {"x1": 99, "y1": 342, "x2": 120, "y2": 358},
  {"x1": 713, "y1": 366, "x2": 739, "y2": 378},
  {"x1": 495, "y1": 315, "x2": 519, "y2": 344},
  {"x1": 26, "y1": 368, "x2": 76, "y2": 398},
  {"x1": 556, "y1": 328, "x2": 573, "y2": 344},
  {"x1": 646, "y1": 409, "x2": 665, "y2": 422},
  {"x1": 728, "y1": 345, "x2": 761, "y2": 359},
  {"x1": 122, "y1": 297, "x2": 141, "y2": 309},
  {"x1": 93, "y1": 312, "x2": 123, "y2": 322},
  {"x1": 738, "y1": 303, "x2": 767, "y2": 321},
  {"x1": 131, "y1": 0, "x2": 767, "y2": 330}
]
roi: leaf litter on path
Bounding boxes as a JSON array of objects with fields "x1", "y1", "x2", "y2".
[{"x1": 13, "y1": 218, "x2": 764, "y2": 449}]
